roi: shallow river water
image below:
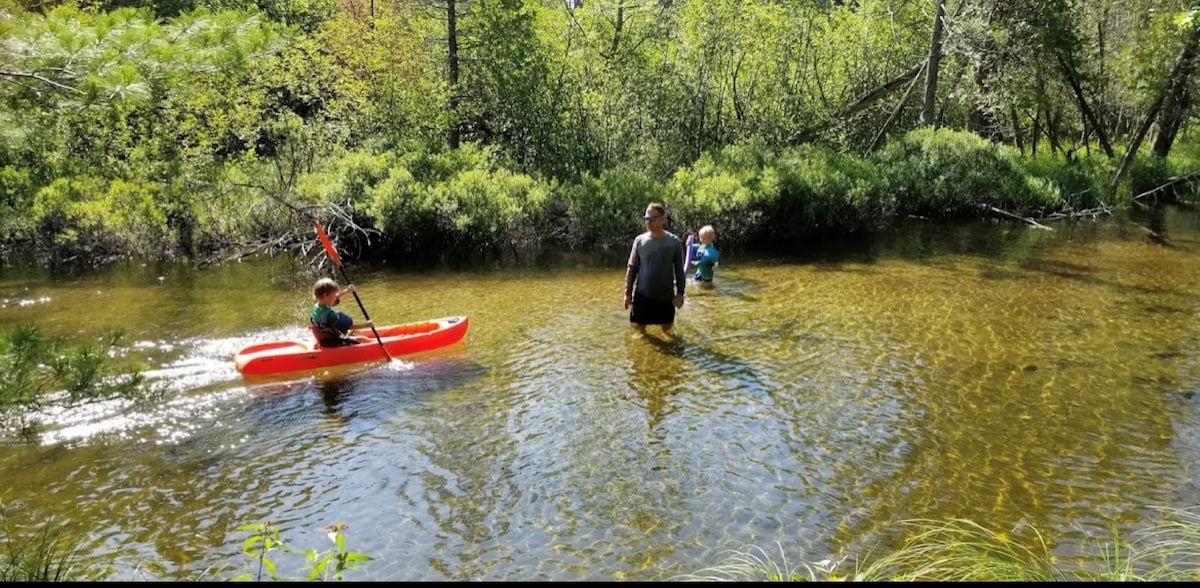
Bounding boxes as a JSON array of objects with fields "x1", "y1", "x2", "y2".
[{"x1": 1, "y1": 209, "x2": 1199, "y2": 580}]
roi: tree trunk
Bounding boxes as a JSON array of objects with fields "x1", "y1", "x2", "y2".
[
  {"x1": 447, "y1": 0, "x2": 461, "y2": 149},
  {"x1": 1152, "y1": 23, "x2": 1200, "y2": 158},
  {"x1": 967, "y1": 0, "x2": 1008, "y2": 138},
  {"x1": 920, "y1": 0, "x2": 946, "y2": 127},
  {"x1": 867, "y1": 61, "x2": 926, "y2": 154},
  {"x1": 1009, "y1": 104, "x2": 1023, "y2": 152},
  {"x1": 608, "y1": 2, "x2": 625, "y2": 58},
  {"x1": 1111, "y1": 93, "x2": 1166, "y2": 195},
  {"x1": 1055, "y1": 52, "x2": 1115, "y2": 158},
  {"x1": 791, "y1": 61, "x2": 922, "y2": 144}
]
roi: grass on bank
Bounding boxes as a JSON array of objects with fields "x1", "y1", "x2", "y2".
[
  {"x1": 678, "y1": 507, "x2": 1200, "y2": 581},
  {"x1": 0, "y1": 503, "x2": 84, "y2": 582}
]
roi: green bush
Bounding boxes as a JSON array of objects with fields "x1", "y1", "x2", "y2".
[
  {"x1": 564, "y1": 166, "x2": 666, "y2": 248},
  {"x1": 0, "y1": 166, "x2": 36, "y2": 242},
  {"x1": 1126, "y1": 156, "x2": 1173, "y2": 201},
  {"x1": 1019, "y1": 150, "x2": 1112, "y2": 209},
  {"x1": 395, "y1": 143, "x2": 500, "y2": 185},
  {"x1": 367, "y1": 165, "x2": 439, "y2": 254},
  {"x1": 432, "y1": 168, "x2": 553, "y2": 249},
  {"x1": 664, "y1": 142, "x2": 892, "y2": 243},
  {"x1": 666, "y1": 143, "x2": 781, "y2": 243},
  {"x1": 369, "y1": 163, "x2": 554, "y2": 254},
  {"x1": 873, "y1": 128, "x2": 1064, "y2": 218},
  {"x1": 771, "y1": 144, "x2": 892, "y2": 237},
  {"x1": 0, "y1": 325, "x2": 149, "y2": 414}
]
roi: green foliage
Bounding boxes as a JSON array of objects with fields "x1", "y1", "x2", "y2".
[
  {"x1": 320, "y1": 12, "x2": 449, "y2": 152},
  {"x1": 1126, "y1": 156, "x2": 1174, "y2": 199},
  {"x1": 1019, "y1": 150, "x2": 1114, "y2": 209},
  {"x1": 0, "y1": 5, "x2": 290, "y2": 110},
  {"x1": 0, "y1": 324, "x2": 149, "y2": 413},
  {"x1": 199, "y1": 0, "x2": 336, "y2": 33},
  {"x1": 232, "y1": 521, "x2": 372, "y2": 582},
  {"x1": 562, "y1": 166, "x2": 666, "y2": 248},
  {"x1": 0, "y1": 4, "x2": 300, "y2": 264},
  {"x1": 771, "y1": 144, "x2": 893, "y2": 236},
  {"x1": 665, "y1": 142, "x2": 892, "y2": 243},
  {"x1": 0, "y1": 501, "x2": 84, "y2": 582},
  {"x1": 873, "y1": 128, "x2": 1065, "y2": 218},
  {"x1": 0, "y1": 165, "x2": 35, "y2": 243},
  {"x1": 0, "y1": 324, "x2": 53, "y2": 410},
  {"x1": 28, "y1": 175, "x2": 174, "y2": 262},
  {"x1": 427, "y1": 167, "x2": 553, "y2": 249},
  {"x1": 667, "y1": 143, "x2": 781, "y2": 243},
  {"x1": 297, "y1": 150, "x2": 393, "y2": 210},
  {"x1": 47, "y1": 330, "x2": 147, "y2": 405},
  {"x1": 1, "y1": 0, "x2": 1198, "y2": 266},
  {"x1": 361, "y1": 143, "x2": 555, "y2": 254},
  {"x1": 395, "y1": 143, "x2": 502, "y2": 185},
  {"x1": 363, "y1": 164, "x2": 429, "y2": 246},
  {"x1": 461, "y1": 0, "x2": 564, "y2": 176}
]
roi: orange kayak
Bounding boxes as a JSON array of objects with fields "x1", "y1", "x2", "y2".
[{"x1": 234, "y1": 315, "x2": 469, "y2": 376}]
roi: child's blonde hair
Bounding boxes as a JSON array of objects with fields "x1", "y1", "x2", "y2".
[
  {"x1": 699, "y1": 225, "x2": 716, "y2": 239},
  {"x1": 313, "y1": 277, "x2": 340, "y2": 298}
]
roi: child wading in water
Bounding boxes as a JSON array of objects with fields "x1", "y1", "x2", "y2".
[
  {"x1": 691, "y1": 225, "x2": 719, "y2": 287},
  {"x1": 309, "y1": 278, "x2": 373, "y2": 347}
]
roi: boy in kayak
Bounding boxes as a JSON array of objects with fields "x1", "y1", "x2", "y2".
[
  {"x1": 623, "y1": 202, "x2": 687, "y2": 335},
  {"x1": 310, "y1": 278, "x2": 373, "y2": 347},
  {"x1": 691, "y1": 224, "x2": 719, "y2": 287}
]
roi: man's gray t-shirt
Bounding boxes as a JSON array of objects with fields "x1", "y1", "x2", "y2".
[{"x1": 626, "y1": 231, "x2": 685, "y2": 301}]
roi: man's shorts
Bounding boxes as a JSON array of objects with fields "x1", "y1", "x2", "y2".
[{"x1": 630, "y1": 292, "x2": 676, "y2": 326}]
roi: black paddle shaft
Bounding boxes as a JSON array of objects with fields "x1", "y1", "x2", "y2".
[{"x1": 334, "y1": 264, "x2": 391, "y2": 359}]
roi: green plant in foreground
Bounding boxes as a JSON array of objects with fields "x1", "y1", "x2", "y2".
[
  {"x1": 233, "y1": 521, "x2": 373, "y2": 581},
  {"x1": 0, "y1": 501, "x2": 83, "y2": 581},
  {"x1": 0, "y1": 324, "x2": 154, "y2": 415},
  {"x1": 673, "y1": 543, "x2": 850, "y2": 581},
  {"x1": 681, "y1": 508, "x2": 1200, "y2": 582},
  {"x1": 852, "y1": 518, "x2": 1060, "y2": 581}
]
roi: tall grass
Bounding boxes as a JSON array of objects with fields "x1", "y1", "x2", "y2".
[
  {"x1": 0, "y1": 503, "x2": 83, "y2": 581},
  {"x1": 681, "y1": 507, "x2": 1200, "y2": 582}
]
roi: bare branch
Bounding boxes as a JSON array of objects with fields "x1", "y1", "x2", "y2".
[
  {"x1": 1132, "y1": 171, "x2": 1200, "y2": 202},
  {"x1": 0, "y1": 70, "x2": 84, "y2": 94}
]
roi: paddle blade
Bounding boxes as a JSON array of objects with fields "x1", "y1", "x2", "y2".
[{"x1": 314, "y1": 221, "x2": 342, "y2": 266}]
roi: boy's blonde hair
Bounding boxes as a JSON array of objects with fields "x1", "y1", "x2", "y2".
[
  {"x1": 313, "y1": 277, "x2": 340, "y2": 298},
  {"x1": 699, "y1": 225, "x2": 716, "y2": 239}
]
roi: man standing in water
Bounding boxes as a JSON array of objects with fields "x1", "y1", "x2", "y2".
[{"x1": 623, "y1": 202, "x2": 687, "y2": 336}]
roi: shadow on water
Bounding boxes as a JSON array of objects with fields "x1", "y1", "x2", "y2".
[
  {"x1": 747, "y1": 204, "x2": 1194, "y2": 268},
  {"x1": 240, "y1": 351, "x2": 489, "y2": 426},
  {"x1": 622, "y1": 299, "x2": 769, "y2": 436}
]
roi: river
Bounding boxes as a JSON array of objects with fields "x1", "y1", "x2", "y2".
[{"x1": 1, "y1": 207, "x2": 1198, "y2": 580}]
